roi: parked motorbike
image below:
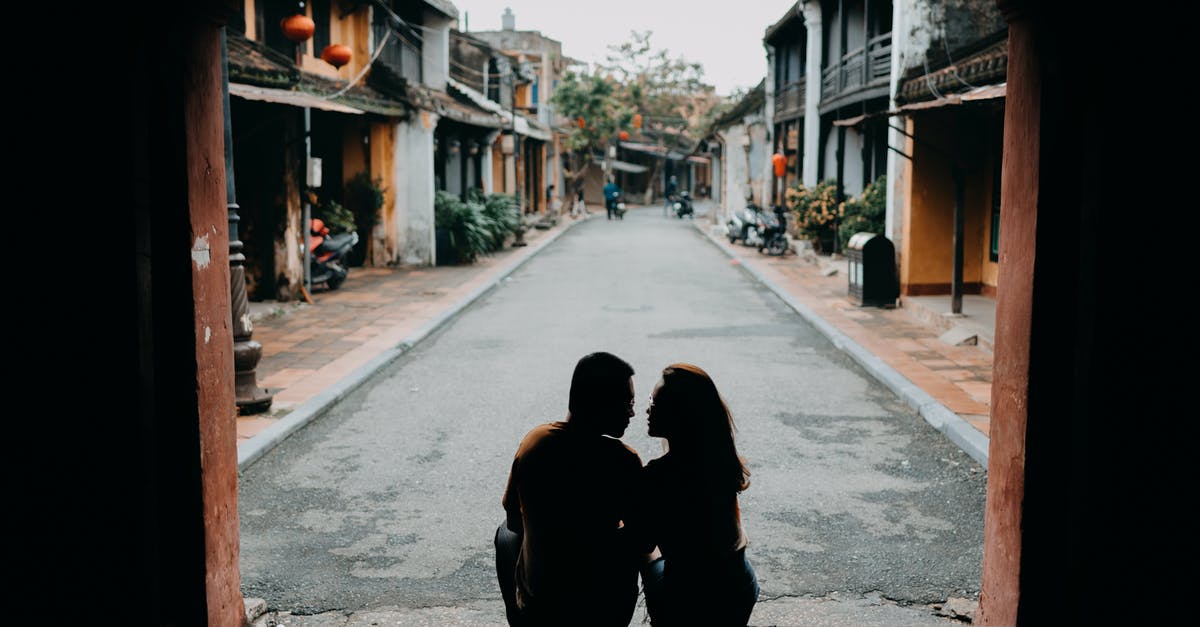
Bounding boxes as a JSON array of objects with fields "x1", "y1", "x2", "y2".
[
  {"x1": 672, "y1": 191, "x2": 694, "y2": 219},
  {"x1": 308, "y1": 218, "x2": 359, "y2": 290},
  {"x1": 756, "y1": 205, "x2": 790, "y2": 256},
  {"x1": 727, "y1": 203, "x2": 764, "y2": 247}
]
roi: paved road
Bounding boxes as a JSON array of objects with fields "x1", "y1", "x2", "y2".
[{"x1": 239, "y1": 206, "x2": 985, "y2": 625}]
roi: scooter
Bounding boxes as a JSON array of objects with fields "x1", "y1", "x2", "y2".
[
  {"x1": 308, "y1": 218, "x2": 359, "y2": 290},
  {"x1": 607, "y1": 192, "x2": 626, "y2": 220},
  {"x1": 756, "y1": 205, "x2": 790, "y2": 256},
  {"x1": 727, "y1": 203, "x2": 764, "y2": 247},
  {"x1": 672, "y1": 191, "x2": 694, "y2": 219}
]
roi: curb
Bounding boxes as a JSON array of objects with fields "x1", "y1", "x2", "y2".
[
  {"x1": 237, "y1": 215, "x2": 593, "y2": 472},
  {"x1": 692, "y1": 223, "x2": 990, "y2": 467}
]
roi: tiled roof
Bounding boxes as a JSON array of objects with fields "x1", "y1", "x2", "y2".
[
  {"x1": 897, "y1": 39, "x2": 1008, "y2": 104},
  {"x1": 227, "y1": 32, "x2": 300, "y2": 89}
]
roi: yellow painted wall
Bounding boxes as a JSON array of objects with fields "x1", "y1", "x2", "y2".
[
  {"x1": 493, "y1": 137, "x2": 506, "y2": 193},
  {"x1": 981, "y1": 150, "x2": 1000, "y2": 289},
  {"x1": 368, "y1": 122, "x2": 396, "y2": 266},
  {"x1": 244, "y1": 0, "x2": 257, "y2": 40},
  {"x1": 901, "y1": 112, "x2": 993, "y2": 294}
]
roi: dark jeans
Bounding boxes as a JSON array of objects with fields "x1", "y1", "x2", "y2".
[
  {"x1": 494, "y1": 522, "x2": 639, "y2": 627},
  {"x1": 495, "y1": 523, "x2": 527, "y2": 627},
  {"x1": 640, "y1": 550, "x2": 759, "y2": 626}
]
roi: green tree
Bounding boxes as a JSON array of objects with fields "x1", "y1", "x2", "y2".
[{"x1": 550, "y1": 32, "x2": 726, "y2": 201}]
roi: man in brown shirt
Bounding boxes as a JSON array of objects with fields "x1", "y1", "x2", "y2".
[{"x1": 495, "y1": 352, "x2": 650, "y2": 626}]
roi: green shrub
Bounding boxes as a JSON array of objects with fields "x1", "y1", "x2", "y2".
[
  {"x1": 315, "y1": 197, "x2": 357, "y2": 234},
  {"x1": 345, "y1": 172, "x2": 384, "y2": 233},
  {"x1": 435, "y1": 191, "x2": 490, "y2": 264},
  {"x1": 838, "y1": 175, "x2": 887, "y2": 248},
  {"x1": 480, "y1": 193, "x2": 520, "y2": 251}
]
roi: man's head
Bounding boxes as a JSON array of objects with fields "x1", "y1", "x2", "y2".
[{"x1": 568, "y1": 352, "x2": 635, "y2": 437}]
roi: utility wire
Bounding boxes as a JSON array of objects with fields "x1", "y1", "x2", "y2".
[{"x1": 302, "y1": 29, "x2": 392, "y2": 100}]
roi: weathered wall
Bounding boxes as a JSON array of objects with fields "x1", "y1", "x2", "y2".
[{"x1": 396, "y1": 111, "x2": 437, "y2": 265}]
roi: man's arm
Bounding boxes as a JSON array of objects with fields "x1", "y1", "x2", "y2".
[{"x1": 501, "y1": 457, "x2": 524, "y2": 535}]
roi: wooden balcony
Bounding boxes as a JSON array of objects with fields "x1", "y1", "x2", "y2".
[
  {"x1": 372, "y1": 19, "x2": 422, "y2": 83},
  {"x1": 774, "y1": 80, "x2": 806, "y2": 121},
  {"x1": 820, "y1": 32, "x2": 891, "y2": 110}
]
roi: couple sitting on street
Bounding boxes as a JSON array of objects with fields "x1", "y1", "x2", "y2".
[{"x1": 495, "y1": 352, "x2": 759, "y2": 626}]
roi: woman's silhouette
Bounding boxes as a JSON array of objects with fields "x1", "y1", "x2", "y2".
[{"x1": 640, "y1": 364, "x2": 758, "y2": 626}]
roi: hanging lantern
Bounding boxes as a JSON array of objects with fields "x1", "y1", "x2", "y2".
[
  {"x1": 772, "y1": 153, "x2": 787, "y2": 177},
  {"x1": 619, "y1": 130, "x2": 629, "y2": 141},
  {"x1": 577, "y1": 117, "x2": 586, "y2": 129},
  {"x1": 321, "y1": 44, "x2": 353, "y2": 69},
  {"x1": 633, "y1": 114, "x2": 642, "y2": 129},
  {"x1": 280, "y1": 14, "x2": 316, "y2": 43}
]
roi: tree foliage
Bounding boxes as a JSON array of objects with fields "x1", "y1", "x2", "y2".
[{"x1": 550, "y1": 31, "x2": 725, "y2": 193}]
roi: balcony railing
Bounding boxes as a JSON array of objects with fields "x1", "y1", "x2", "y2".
[
  {"x1": 774, "y1": 80, "x2": 806, "y2": 118},
  {"x1": 372, "y1": 18, "x2": 422, "y2": 83},
  {"x1": 821, "y1": 32, "x2": 891, "y2": 101}
]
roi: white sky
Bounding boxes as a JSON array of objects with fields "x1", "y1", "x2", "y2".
[{"x1": 451, "y1": 0, "x2": 794, "y2": 96}]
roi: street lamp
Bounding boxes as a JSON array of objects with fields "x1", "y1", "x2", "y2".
[{"x1": 221, "y1": 28, "x2": 273, "y2": 414}]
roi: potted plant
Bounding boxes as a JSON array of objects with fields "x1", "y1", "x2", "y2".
[{"x1": 344, "y1": 172, "x2": 385, "y2": 267}]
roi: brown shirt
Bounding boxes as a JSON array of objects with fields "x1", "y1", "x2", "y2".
[{"x1": 502, "y1": 421, "x2": 646, "y2": 621}]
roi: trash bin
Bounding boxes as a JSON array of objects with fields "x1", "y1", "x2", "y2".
[{"x1": 846, "y1": 232, "x2": 898, "y2": 307}]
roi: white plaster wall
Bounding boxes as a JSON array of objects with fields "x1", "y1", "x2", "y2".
[
  {"x1": 422, "y1": 11, "x2": 451, "y2": 91},
  {"x1": 845, "y1": 126, "x2": 865, "y2": 197},
  {"x1": 887, "y1": 0, "x2": 938, "y2": 242},
  {"x1": 396, "y1": 112, "x2": 437, "y2": 265}
]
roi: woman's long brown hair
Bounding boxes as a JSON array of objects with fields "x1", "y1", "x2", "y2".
[{"x1": 659, "y1": 363, "x2": 750, "y2": 492}]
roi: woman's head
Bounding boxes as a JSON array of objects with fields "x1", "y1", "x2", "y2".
[{"x1": 647, "y1": 363, "x2": 750, "y2": 491}]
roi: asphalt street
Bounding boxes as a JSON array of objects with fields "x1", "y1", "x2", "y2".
[{"x1": 238, "y1": 206, "x2": 986, "y2": 625}]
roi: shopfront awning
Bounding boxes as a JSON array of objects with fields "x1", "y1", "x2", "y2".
[
  {"x1": 605, "y1": 160, "x2": 649, "y2": 173},
  {"x1": 446, "y1": 77, "x2": 552, "y2": 140},
  {"x1": 896, "y1": 83, "x2": 1006, "y2": 112},
  {"x1": 831, "y1": 83, "x2": 1007, "y2": 127},
  {"x1": 230, "y1": 83, "x2": 364, "y2": 114}
]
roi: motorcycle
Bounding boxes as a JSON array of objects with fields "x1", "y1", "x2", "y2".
[
  {"x1": 606, "y1": 192, "x2": 626, "y2": 220},
  {"x1": 727, "y1": 203, "x2": 764, "y2": 247},
  {"x1": 671, "y1": 191, "x2": 694, "y2": 219},
  {"x1": 308, "y1": 218, "x2": 359, "y2": 290},
  {"x1": 756, "y1": 205, "x2": 790, "y2": 256}
]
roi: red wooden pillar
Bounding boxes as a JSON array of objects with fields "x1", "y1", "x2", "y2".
[
  {"x1": 130, "y1": 2, "x2": 245, "y2": 624},
  {"x1": 978, "y1": 4, "x2": 1039, "y2": 622}
]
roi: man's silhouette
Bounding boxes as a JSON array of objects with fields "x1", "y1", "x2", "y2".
[{"x1": 495, "y1": 352, "x2": 648, "y2": 626}]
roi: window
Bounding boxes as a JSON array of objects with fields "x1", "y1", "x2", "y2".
[{"x1": 312, "y1": 0, "x2": 330, "y2": 58}]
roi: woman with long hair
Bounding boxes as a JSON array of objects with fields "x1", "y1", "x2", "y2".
[{"x1": 640, "y1": 363, "x2": 758, "y2": 626}]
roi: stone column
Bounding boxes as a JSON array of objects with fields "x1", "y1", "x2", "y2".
[{"x1": 802, "y1": 0, "x2": 823, "y2": 188}]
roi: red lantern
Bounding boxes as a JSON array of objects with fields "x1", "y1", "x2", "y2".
[
  {"x1": 321, "y1": 44, "x2": 353, "y2": 69},
  {"x1": 577, "y1": 117, "x2": 586, "y2": 129},
  {"x1": 619, "y1": 130, "x2": 629, "y2": 141},
  {"x1": 633, "y1": 114, "x2": 642, "y2": 129},
  {"x1": 280, "y1": 14, "x2": 315, "y2": 43},
  {"x1": 772, "y1": 153, "x2": 787, "y2": 177}
]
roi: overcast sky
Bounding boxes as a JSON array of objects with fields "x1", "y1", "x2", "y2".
[{"x1": 452, "y1": 0, "x2": 793, "y2": 96}]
